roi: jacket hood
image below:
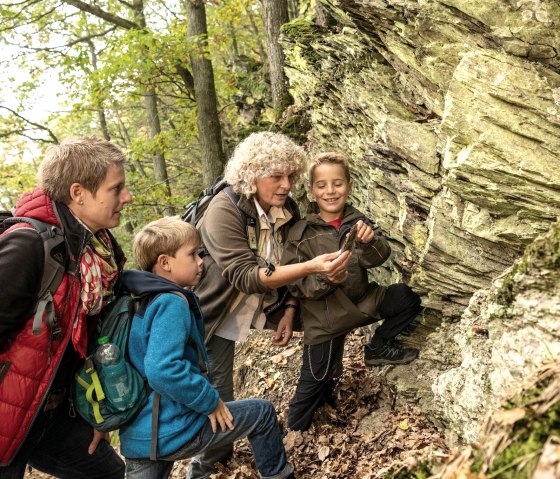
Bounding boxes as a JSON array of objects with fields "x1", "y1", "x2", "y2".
[
  {"x1": 121, "y1": 270, "x2": 189, "y2": 297},
  {"x1": 15, "y1": 188, "x2": 60, "y2": 225}
]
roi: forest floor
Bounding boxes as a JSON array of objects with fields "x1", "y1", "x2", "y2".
[{"x1": 25, "y1": 327, "x2": 450, "y2": 479}]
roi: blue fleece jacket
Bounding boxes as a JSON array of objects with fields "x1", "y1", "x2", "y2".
[{"x1": 118, "y1": 270, "x2": 219, "y2": 459}]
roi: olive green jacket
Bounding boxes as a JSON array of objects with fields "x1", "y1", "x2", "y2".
[
  {"x1": 195, "y1": 191, "x2": 300, "y2": 342},
  {"x1": 281, "y1": 204, "x2": 390, "y2": 345}
]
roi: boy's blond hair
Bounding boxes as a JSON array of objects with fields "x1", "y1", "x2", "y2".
[
  {"x1": 308, "y1": 152, "x2": 351, "y2": 185},
  {"x1": 133, "y1": 216, "x2": 200, "y2": 272}
]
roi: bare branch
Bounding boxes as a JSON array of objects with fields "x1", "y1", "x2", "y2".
[
  {"x1": 61, "y1": 0, "x2": 140, "y2": 30},
  {"x1": 0, "y1": 105, "x2": 59, "y2": 143}
]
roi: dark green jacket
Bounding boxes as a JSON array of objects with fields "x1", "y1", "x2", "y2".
[{"x1": 281, "y1": 204, "x2": 390, "y2": 345}]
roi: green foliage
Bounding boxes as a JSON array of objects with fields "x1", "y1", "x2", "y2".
[
  {"x1": 0, "y1": 157, "x2": 38, "y2": 210},
  {"x1": 470, "y1": 374, "x2": 560, "y2": 479},
  {"x1": 0, "y1": 0, "x2": 309, "y2": 232}
]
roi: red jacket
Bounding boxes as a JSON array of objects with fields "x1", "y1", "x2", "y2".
[{"x1": 0, "y1": 189, "x2": 124, "y2": 465}]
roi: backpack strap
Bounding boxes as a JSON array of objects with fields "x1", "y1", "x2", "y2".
[
  {"x1": 2, "y1": 216, "x2": 67, "y2": 336},
  {"x1": 150, "y1": 392, "x2": 160, "y2": 461}
]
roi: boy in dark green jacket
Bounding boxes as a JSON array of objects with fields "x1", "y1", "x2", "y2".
[{"x1": 281, "y1": 152, "x2": 422, "y2": 431}]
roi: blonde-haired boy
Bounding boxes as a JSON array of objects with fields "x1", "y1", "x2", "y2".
[
  {"x1": 120, "y1": 216, "x2": 295, "y2": 479},
  {"x1": 281, "y1": 152, "x2": 422, "y2": 432}
]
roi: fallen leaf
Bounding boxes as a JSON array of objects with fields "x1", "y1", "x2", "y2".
[{"x1": 317, "y1": 445, "x2": 330, "y2": 461}]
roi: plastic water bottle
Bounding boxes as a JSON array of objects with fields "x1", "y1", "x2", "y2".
[
  {"x1": 94, "y1": 336, "x2": 131, "y2": 411},
  {"x1": 94, "y1": 336, "x2": 120, "y2": 366}
]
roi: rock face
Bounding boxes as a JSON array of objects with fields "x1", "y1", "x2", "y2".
[
  {"x1": 432, "y1": 219, "x2": 560, "y2": 442},
  {"x1": 281, "y1": 0, "x2": 560, "y2": 441}
]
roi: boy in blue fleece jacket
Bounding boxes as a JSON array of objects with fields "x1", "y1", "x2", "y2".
[{"x1": 120, "y1": 216, "x2": 295, "y2": 479}]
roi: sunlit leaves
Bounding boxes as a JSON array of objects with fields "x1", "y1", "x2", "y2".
[{"x1": 0, "y1": 0, "x2": 273, "y2": 228}]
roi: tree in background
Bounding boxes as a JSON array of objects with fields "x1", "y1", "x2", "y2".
[
  {"x1": 262, "y1": 0, "x2": 292, "y2": 120},
  {"x1": 185, "y1": 0, "x2": 225, "y2": 184},
  {"x1": 0, "y1": 0, "x2": 305, "y2": 232}
]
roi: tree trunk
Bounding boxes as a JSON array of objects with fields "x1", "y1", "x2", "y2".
[
  {"x1": 185, "y1": 0, "x2": 225, "y2": 185},
  {"x1": 244, "y1": 5, "x2": 267, "y2": 63},
  {"x1": 144, "y1": 90, "x2": 174, "y2": 215},
  {"x1": 132, "y1": 0, "x2": 173, "y2": 214},
  {"x1": 86, "y1": 39, "x2": 110, "y2": 141},
  {"x1": 262, "y1": 0, "x2": 292, "y2": 120}
]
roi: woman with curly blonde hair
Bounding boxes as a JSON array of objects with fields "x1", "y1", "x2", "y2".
[{"x1": 191, "y1": 132, "x2": 351, "y2": 479}]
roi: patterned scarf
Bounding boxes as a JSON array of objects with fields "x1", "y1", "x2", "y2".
[{"x1": 80, "y1": 230, "x2": 119, "y2": 316}]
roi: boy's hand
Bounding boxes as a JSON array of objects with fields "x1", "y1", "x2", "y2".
[
  {"x1": 355, "y1": 220, "x2": 374, "y2": 244},
  {"x1": 272, "y1": 312, "x2": 294, "y2": 346},
  {"x1": 208, "y1": 399, "x2": 234, "y2": 433}
]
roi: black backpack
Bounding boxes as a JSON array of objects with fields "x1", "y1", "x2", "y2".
[
  {"x1": 181, "y1": 177, "x2": 258, "y2": 258},
  {"x1": 0, "y1": 211, "x2": 67, "y2": 336},
  {"x1": 181, "y1": 176, "x2": 243, "y2": 228}
]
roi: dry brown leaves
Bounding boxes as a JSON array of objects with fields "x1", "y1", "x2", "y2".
[{"x1": 169, "y1": 329, "x2": 448, "y2": 479}]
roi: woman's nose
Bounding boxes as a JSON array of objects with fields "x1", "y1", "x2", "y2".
[{"x1": 280, "y1": 175, "x2": 292, "y2": 190}]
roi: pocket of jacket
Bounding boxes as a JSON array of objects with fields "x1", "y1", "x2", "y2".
[{"x1": 322, "y1": 290, "x2": 368, "y2": 335}]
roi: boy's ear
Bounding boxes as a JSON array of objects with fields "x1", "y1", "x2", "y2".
[{"x1": 155, "y1": 253, "x2": 171, "y2": 272}]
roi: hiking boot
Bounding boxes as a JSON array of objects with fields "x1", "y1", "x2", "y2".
[{"x1": 364, "y1": 339, "x2": 419, "y2": 366}]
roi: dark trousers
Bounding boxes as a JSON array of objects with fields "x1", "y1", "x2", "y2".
[
  {"x1": 287, "y1": 283, "x2": 421, "y2": 432},
  {"x1": 372, "y1": 283, "x2": 422, "y2": 342},
  {"x1": 0, "y1": 397, "x2": 125, "y2": 479},
  {"x1": 287, "y1": 334, "x2": 346, "y2": 431}
]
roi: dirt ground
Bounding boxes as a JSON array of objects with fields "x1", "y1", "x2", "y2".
[{"x1": 24, "y1": 327, "x2": 448, "y2": 479}]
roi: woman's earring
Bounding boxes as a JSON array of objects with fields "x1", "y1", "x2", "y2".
[{"x1": 79, "y1": 200, "x2": 84, "y2": 205}]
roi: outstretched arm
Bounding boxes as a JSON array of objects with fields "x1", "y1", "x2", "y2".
[{"x1": 257, "y1": 249, "x2": 351, "y2": 290}]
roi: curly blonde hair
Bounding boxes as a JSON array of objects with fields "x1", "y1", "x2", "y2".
[{"x1": 223, "y1": 132, "x2": 306, "y2": 198}]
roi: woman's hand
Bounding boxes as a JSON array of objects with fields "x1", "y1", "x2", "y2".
[
  {"x1": 208, "y1": 399, "x2": 234, "y2": 433},
  {"x1": 308, "y1": 249, "x2": 351, "y2": 283},
  {"x1": 355, "y1": 220, "x2": 374, "y2": 244},
  {"x1": 88, "y1": 429, "x2": 110, "y2": 455},
  {"x1": 272, "y1": 309, "x2": 295, "y2": 346}
]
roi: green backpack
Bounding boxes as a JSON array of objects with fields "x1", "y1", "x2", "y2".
[
  {"x1": 72, "y1": 293, "x2": 161, "y2": 458},
  {"x1": 72, "y1": 295, "x2": 148, "y2": 424},
  {"x1": 72, "y1": 291, "x2": 204, "y2": 460}
]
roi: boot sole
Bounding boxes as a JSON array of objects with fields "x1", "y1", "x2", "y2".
[{"x1": 364, "y1": 355, "x2": 418, "y2": 367}]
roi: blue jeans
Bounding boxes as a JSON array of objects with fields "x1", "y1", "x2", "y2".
[
  {"x1": 189, "y1": 335, "x2": 236, "y2": 477},
  {"x1": 125, "y1": 399, "x2": 293, "y2": 479},
  {"x1": 0, "y1": 398, "x2": 125, "y2": 479}
]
